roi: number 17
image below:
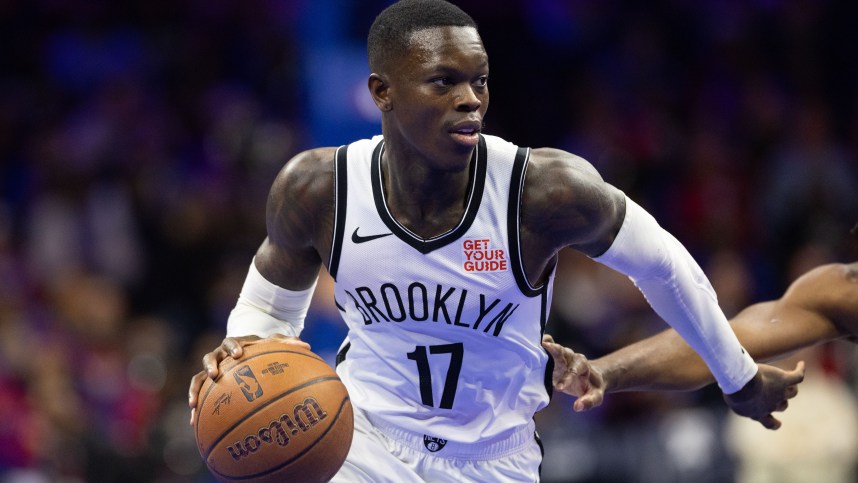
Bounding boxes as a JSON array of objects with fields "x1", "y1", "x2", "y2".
[{"x1": 406, "y1": 342, "x2": 464, "y2": 410}]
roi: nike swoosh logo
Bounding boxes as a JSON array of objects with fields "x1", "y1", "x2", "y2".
[{"x1": 351, "y1": 227, "x2": 393, "y2": 244}]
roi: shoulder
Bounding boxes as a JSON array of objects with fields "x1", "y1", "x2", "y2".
[
  {"x1": 528, "y1": 147, "x2": 603, "y2": 179},
  {"x1": 525, "y1": 148, "x2": 619, "y2": 212},
  {"x1": 276, "y1": 147, "x2": 337, "y2": 186},
  {"x1": 520, "y1": 147, "x2": 625, "y2": 255},
  {"x1": 783, "y1": 262, "x2": 858, "y2": 339},
  {"x1": 266, "y1": 147, "x2": 338, "y2": 245},
  {"x1": 786, "y1": 263, "x2": 858, "y2": 300},
  {"x1": 271, "y1": 147, "x2": 337, "y2": 208}
]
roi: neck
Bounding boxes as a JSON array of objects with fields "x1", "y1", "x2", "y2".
[{"x1": 380, "y1": 141, "x2": 475, "y2": 238}]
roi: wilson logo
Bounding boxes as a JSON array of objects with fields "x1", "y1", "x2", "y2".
[{"x1": 225, "y1": 397, "x2": 328, "y2": 461}]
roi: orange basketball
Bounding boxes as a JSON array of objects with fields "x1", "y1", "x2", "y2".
[{"x1": 194, "y1": 341, "x2": 353, "y2": 482}]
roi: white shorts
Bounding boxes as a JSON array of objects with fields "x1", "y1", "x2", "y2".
[{"x1": 331, "y1": 407, "x2": 544, "y2": 482}]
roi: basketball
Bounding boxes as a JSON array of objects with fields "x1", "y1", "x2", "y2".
[{"x1": 194, "y1": 341, "x2": 353, "y2": 482}]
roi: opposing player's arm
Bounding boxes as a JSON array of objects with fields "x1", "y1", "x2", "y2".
[
  {"x1": 777, "y1": 263, "x2": 858, "y2": 343},
  {"x1": 576, "y1": 264, "x2": 856, "y2": 394},
  {"x1": 586, "y1": 303, "x2": 780, "y2": 395}
]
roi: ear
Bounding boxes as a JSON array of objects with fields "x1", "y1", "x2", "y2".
[{"x1": 368, "y1": 73, "x2": 392, "y2": 112}]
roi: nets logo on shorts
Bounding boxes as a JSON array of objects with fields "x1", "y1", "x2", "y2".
[
  {"x1": 423, "y1": 435, "x2": 448, "y2": 452},
  {"x1": 462, "y1": 238, "x2": 508, "y2": 273}
]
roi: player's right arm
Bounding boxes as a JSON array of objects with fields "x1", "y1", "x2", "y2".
[{"x1": 188, "y1": 147, "x2": 337, "y2": 421}]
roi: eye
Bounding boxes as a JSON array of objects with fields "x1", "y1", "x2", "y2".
[
  {"x1": 432, "y1": 77, "x2": 453, "y2": 87},
  {"x1": 474, "y1": 76, "x2": 488, "y2": 87}
]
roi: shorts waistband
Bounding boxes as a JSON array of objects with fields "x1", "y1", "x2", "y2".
[{"x1": 364, "y1": 411, "x2": 536, "y2": 460}]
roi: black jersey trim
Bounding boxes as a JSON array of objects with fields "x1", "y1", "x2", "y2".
[
  {"x1": 328, "y1": 145, "x2": 349, "y2": 281},
  {"x1": 540, "y1": 288, "x2": 554, "y2": 400},
  {"x1": 371, "y1": 136, "x2": 487, "y2": 254},
  {"x1": 507, "y1": 147, "x2": 548, "y2": 297},
  {"x1": 335, "y1": 341, "x2": 351, "y2": 366}
]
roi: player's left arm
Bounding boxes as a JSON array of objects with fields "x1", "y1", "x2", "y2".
[{"x1": 526, "y1": 148, "x2": 801, "y2": 429}]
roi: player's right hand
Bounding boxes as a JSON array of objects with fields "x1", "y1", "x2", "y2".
[
  {"x1": 187, "y1": 334, "x2": 310, "y2": 425},
  {"x1": 723, "y1": 361, "x2": 805, "y2": 430}
]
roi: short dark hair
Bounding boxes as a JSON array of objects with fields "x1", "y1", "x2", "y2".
[{"x1": 368, "y1": 0, "x2": 477, "y2": 72}]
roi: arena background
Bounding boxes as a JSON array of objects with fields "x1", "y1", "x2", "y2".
[{"x1": 1, "y1": 1, "x2": 858, "y2": 482}]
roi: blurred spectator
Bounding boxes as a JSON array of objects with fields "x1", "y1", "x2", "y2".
[
  {"x1": 1, "y1": 0, "x2": 857, "y2": 481},
  {"x1": 725, "y1": 345, "x2": 858, "y2": 483}
]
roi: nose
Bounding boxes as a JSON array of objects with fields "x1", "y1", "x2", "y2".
[{"x1": 455, "y1": 85, "x2": 481, "y2": 112}]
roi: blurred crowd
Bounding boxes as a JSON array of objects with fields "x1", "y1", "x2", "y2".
[{"x1": 1, "y1": 1, "x2": 857, "y2": 482}]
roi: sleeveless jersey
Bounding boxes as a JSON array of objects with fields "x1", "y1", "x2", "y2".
[{"x1": 328, "y1": 134, "x2": 555, "y2": 446}]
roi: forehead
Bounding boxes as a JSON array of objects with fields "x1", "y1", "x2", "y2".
[{"x1": 404, "y1": 26, "x2": 487, "y2": 70}]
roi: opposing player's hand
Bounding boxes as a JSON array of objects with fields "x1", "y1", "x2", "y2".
[
  {"x1": 187, "y1": 334, "x2": 310, "y2": 424},
  {"x1": 723, "y1": 361, "x2": 805, "y2": 430},
  {"x1": 542, "y1": 334, "x2": 606, "y2": 412}
]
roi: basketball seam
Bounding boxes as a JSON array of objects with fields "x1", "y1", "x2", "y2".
[
  {"x1": 194, "y1": 348, "x2": 328, "y2": 445},
  {"x1": 210, "y1": 395, "x2": 352, "y2": 481},
  {"x1": 203, "y1": 376, "x2": 344, "y2": 459}
]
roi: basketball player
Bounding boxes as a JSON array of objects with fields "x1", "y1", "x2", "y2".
[
  {"x1": 187, "y1": 1, "x2": 803, "y2": 480},
  {"x1": 545, "y1": 258, "x2": 858, "y2": 413}
]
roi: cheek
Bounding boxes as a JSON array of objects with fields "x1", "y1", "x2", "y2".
[{"x1": 400, "y1": 102, "x2": 445, "y2": 129}]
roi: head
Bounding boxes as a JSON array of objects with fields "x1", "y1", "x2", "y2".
[
  {"x1": 367, "y1": 0, "x2": 489, "y2": 170},
  {"x1": 368, "y1": 0, "x2": 477, "y2": 75}
]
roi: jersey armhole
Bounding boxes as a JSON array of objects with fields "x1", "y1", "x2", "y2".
[
  {"x1": 328, "y1": 145, "x2": 348, "y2": 281},
  {"x1": 507, "y1": 146, "x2": 549, "y2": 298}
]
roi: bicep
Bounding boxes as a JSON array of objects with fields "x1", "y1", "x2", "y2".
[
  {"x1": 254, "y1": 148, "x2": 335, "y2": 290},
  {"x1": 729, "y1": 301, "x2": 840, "y2": 363}
]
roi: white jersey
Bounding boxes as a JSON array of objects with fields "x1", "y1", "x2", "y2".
[{"x1": 329, "y1": 134, "x2": 555, "y2": 450}]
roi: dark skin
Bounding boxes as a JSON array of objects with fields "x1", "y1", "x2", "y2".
[
  {"x1": 546, "y1": 262, "x2": 858, "y2": 425},
  {"x1": 188, "y1": 26, "x2": 801, "y2": 429}
]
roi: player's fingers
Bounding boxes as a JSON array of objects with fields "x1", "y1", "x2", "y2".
[
  {"x1": 785, "y1": 384, "x2": 799, "y2": 399},
  {"x1": 188, "y1": 370, "x2": 207, "y2": 407},
  {"x1": 567, "y1": 357, "x2": 590, "y2": 393},
  {"x1": 188, "y1": 370, "x2": 208, "y2": 424},
  {"x1": 203, "y1": 348, "x2": 227, "y2": 378},
  {"x1": 789, "y1": 360, "x2": 806, "y2": 383},
  {"x1": 569, "y1": 353, "x2": 590, "y2": 375},
  {"x1": 222, "y1": 337, "x2": 245, "y2": 358},
  {"x1": 574, "y1": 391, "x2": 604, "y2": 412},
  {"x1": 541, "y1": 342, "x2": 560, "y2": 361},
  {"x1": 758, "y1": 414, "x2": 781, "y2": 430},
  {"x1": 541, "y1": 337, "x2": 562, "y2": 359}
]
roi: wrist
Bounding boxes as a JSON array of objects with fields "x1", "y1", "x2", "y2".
[
  {"x1": 723, "y1": 365, "x2": 761, "y2": 402},
  {"x1": 591, "y1": 358, "x2": 616, "y2": 393}
]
